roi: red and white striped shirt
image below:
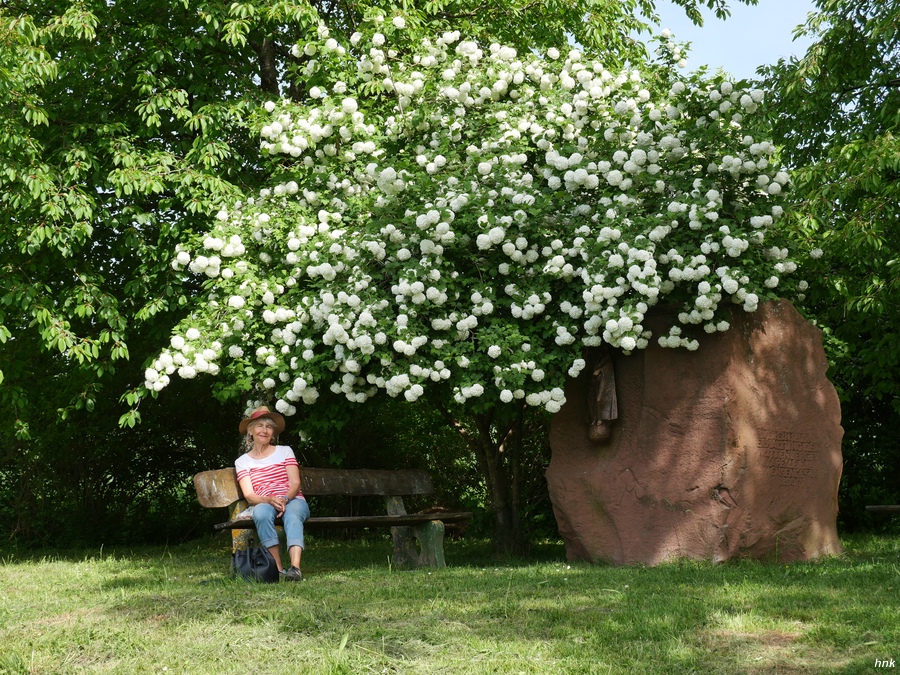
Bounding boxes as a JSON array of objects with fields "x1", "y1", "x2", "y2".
[{"x1": 235, "y1": 445, "x2": 304, "y2": 499}]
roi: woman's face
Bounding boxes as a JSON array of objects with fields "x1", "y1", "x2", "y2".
[{"x1": 250, "y1": 419, "x2": 275, "y2": 445}]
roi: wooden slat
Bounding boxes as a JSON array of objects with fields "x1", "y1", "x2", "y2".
[
  {"x1": 214, "y1": 512, "x2": 473, "y2": 531},
  {"x1": 866, "y1": 505, "x2": 900, "y2": 513},
  {"x1": 194, "y1": 467, "x2": 435, "y2": 505},
  {"x1": 301, "y1": 468, "x2": 434, "y2": 496}
]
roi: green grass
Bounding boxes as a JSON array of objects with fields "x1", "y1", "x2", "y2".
[{"x1": 0, "y1": 534, "x2": 897, "y2": 674}]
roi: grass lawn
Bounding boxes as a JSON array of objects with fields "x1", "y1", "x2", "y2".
[{"x1": 0, "y1": 533, "x2": 897, "y2": 674}]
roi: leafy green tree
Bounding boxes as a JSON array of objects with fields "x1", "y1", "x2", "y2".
[
  {"x1": 1, "y1": 2, "x2": 261, "y2": 439},
  {"x1": 764, "y1": 0, "x2": 900, "y2": 408},
  {"x1": 762, "y1": 0, "x2": 900, "y2": 522}
]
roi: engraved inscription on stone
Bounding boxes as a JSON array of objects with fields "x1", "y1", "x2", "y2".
[{"x1": 758, "y1": 429, "x2": 818, "y2": 488}]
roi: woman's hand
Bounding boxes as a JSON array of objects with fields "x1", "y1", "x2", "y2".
[{"x1": 271, "y1": 495, "x2": 287, "y2": 515}]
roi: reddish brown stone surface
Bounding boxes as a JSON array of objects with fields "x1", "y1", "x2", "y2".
[{"x1": 546, "y1": 300, "x2": 843, "y2": 565}]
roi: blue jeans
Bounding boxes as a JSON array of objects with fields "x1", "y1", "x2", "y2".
[{"x1": 252, "y1": 498, "x2": 310, "y2": 550}]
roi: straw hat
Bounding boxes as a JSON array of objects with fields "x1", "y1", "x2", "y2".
[{"x1": 239, "y1": 405, "x2": 286, "y2": 436}]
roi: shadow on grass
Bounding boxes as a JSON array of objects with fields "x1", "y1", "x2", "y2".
[{"x1": 122, "y1": 535, "x2": 893, "y2": 659}]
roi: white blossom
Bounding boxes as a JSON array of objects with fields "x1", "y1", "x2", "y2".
[{"x1": 149, "y1": 27, "x2": 803, "y2": 423}]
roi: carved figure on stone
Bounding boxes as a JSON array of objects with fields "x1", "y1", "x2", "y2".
[{"x1": 586, "y1": 346, "x2": 617, "y2": 443}]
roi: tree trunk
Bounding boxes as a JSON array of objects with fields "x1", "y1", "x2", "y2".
[
  {"x1": 257, "y1": 37, "x2": 280, "y2": 98},
  {"x1": 436, "y1": 403, "x2": 528, "y2": 555}
]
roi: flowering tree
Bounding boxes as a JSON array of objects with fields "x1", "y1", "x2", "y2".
[
  {"x1": 3, "y1": 0, "x2": 721, "y2": 435},
  {"x1": 0, "y1": 0, "x2": 762, "y2": 547},
  {"x1": 143, "y1": 19, "x2": 802, "y2": 549}
]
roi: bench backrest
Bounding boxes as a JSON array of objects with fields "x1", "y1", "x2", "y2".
[{"x1": 194, "y1": 467, "x2": 435, "y2": 508}]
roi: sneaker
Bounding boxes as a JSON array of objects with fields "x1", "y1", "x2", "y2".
[{"x1": 282, "y1": 566, "x2": 303, "y2": 582}]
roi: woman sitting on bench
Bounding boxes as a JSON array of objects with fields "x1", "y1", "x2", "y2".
[{"x1": 235, "y1": 405, "x2": 309, "y2": 581}]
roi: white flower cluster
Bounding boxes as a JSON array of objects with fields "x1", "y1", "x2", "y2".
[
  {"x1": 171, "y1": 232, "x2": 248, "y2": 280},
  {"x1": 145, "y1": 333, "x2": 221, "y2": 391},
  {"x1": 147, "y1": 25, "x2": 806, "y2": 418}
]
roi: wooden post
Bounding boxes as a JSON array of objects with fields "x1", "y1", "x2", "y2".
[
  {"x1": 414, "y1": 521, "x2": 446, "y2": 568},
  {"x1": 386, "y1": 495, "x2": 446, "y2": 569},
  {"x1": 228, "y1": 500, "x2": 253, "y2": 552}
]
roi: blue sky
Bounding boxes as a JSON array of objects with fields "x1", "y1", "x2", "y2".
[{"x1": 653, "y1": 0, "x2": 817, "y2": 80}]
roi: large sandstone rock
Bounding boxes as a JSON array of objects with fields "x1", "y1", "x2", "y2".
[{"x1": 546, "y1": 299, "x2": 843, "y2": 565}]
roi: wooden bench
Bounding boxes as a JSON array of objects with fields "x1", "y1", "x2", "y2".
[
  {"x1": 193, "y1": 467, "x2": 472, "y2": 569},
  {"x1": 866, "y1": 505, "x2": 900, "y2": 513}
]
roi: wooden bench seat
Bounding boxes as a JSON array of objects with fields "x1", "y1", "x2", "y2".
[
  {"x1": 194, "y1": 467, "x2": 472, "y2": 569},
  {"x1": 865, "y1": 505, "x2": 900, "y2": 513}
]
